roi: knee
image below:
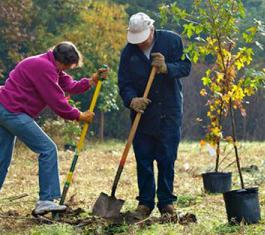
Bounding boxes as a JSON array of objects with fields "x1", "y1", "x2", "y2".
[
  {"x1": 157, "y1": 157, "x2": 175, "y2": 172},
  {"x1": 137, "y1": 160, "x2": 153, "y2": 175},
  {"x1": 43, "y1": 139, "x2": 57, "y2": 154}
]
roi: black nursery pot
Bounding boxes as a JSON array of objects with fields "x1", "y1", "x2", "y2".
[
  {"x1": 202, "y1": 172, "x2": 232, "y2": 193},
  {"x1": 64, "y1": 144, "x2": 76, "y2": 151},
  {"x1": 223, "y1": 187, "x2": 261, "y2": 224}
]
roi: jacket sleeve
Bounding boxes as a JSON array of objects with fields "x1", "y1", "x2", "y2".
[
  {"x1": 58, "y1": 71, "x2": 91, "y2": 94},
  {"x1": 166, "y1": 36, "x2": 192, "y2": 80},
  {"x1": 118, "y1": 51, "x2": 137, "y2": 108},
  {"x1": 34, "y1": 67, "x2": 80, "y2": 120}
]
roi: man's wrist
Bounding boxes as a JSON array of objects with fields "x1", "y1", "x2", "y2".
[{"x1": 163, "y1": 63, "x2": 168, "y2": 74}]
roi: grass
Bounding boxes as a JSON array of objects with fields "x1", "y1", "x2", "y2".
[{"x1": 0, "y1": 140, "x2": 265, "y2": 234}]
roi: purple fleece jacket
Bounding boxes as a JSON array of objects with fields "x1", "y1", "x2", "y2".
[{"x1": 0, "y1": 51, "x2": 92, "y2": 120}]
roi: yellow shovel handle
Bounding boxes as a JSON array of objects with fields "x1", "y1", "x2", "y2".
[{"x1": 76, "y1": 80, "x2": 102, "y2": 153}]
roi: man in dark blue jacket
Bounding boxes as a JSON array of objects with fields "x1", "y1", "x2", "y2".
[{"x1": 118, "y1": 12, "x2": 191, "y2": 219}]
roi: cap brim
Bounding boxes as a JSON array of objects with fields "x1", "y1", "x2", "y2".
[{"x1": 127, "y1": 28, "x2": 151, "y2": 44}]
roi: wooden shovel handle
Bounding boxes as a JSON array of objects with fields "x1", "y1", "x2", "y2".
[{"x1": 111, "y1": 66, "x2": 157, "y2": 197}]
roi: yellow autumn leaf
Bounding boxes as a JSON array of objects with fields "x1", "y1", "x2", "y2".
[
  {"x1": 232, "y1": 85, "x2": 245, "y2": 101},
  {"x1": 200, "y1": 140, "x2": 206, "y2": 147},
  {"x1": 200, "y1": 89, "x2": 207, "y2": 96},
  {"x1": 216, "y1": 72, "x2": 224, "y2": 82},
  {"x1": 244, "y1": 87, "x2": 255, "y2": 96},
  {"x1": 210, "y1": 105, "x2": 215, "y2": 112},
  {"x1": 211, "y1": 126, "x2": 221, "y2": 137},
  {"x1": 222, "y1": 94, "x2": 230, "y2": 103}
]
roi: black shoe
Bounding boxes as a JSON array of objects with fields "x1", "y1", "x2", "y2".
[{"x1": 159, "y1": 204, "x2": 175, "y2": 216}]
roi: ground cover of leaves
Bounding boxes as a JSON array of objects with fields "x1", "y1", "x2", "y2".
[{"x1": 0, "y1": 140, "x2": 265, "y2": 234}]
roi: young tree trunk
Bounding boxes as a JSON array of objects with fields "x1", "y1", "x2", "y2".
[
  {"x1": 215, "y1": 100, "x2": 224, "y2": 172},
  {"x1": 215, "y1": 140, "x2": 221, "y2": 172},
  {"x1": 229, "y1": 99, "x2": 245, "y2": 189},
  {"x1": 99, "y1": 111, "x2": 104, "y2": 142}
]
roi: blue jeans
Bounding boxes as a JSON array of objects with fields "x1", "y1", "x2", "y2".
[
  {"x1": 133, "y1": 116, "x2": 181, "y2": 210},
  {"x1": 0, "y1": 104, "x2": 61, "y2": 201}
]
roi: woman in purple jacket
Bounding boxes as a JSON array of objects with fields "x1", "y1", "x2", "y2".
[{"x1": 0, "y1": 41, "x2": 108, "y2": 214}]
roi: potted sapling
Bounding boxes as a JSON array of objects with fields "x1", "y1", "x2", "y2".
[
  {"x1": 200, "y1": 85, "x2": 232, "y2": 193},
  {"x1": 222, "y1": 67, "x2": 264, "y2": 224},
  {"x1": 160, "y1": 0, "x2": 236, "y2": 193},
  {"x1": 160, "y1": 0, "x2": 263, "y2": 220}
]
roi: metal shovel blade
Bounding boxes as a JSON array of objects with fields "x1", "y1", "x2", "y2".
[{"x1": 92, "y1": 192, "x2": 125, "y2": 218}]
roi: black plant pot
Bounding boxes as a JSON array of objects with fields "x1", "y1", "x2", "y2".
[
  {"x1": 202, "y1": 172, "x2": 232, "y2": 193},
  {"x1": 64, "y1": 144, "x2": 76, "y2": 152},
  {"x1": 223, "y1": 187, "x2": 261, "y2": 224}
]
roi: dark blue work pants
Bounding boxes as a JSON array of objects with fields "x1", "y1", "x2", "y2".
[{"x1": 133, "y1": 117, "x2": 181, "y2": 210}]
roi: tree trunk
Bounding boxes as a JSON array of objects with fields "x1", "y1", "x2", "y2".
[
  {"x1": 215, "y1": 140, "x2": 220, "y2": 172},
  {"x1": 229, "y1": 99, "x2": 244, "y2": 189},
  {"x1": 99, "y1": 111, "x2": 104, "y2": 142}
]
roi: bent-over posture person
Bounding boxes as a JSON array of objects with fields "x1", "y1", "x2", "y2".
[
  {"x1": 0, "y1": 41, "x2": 108, "y2": 214},
  {"x1": 118, "y1": 12, "x2": 191, "y2": 219}
]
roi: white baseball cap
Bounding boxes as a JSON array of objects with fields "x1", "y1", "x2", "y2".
[{"x1": 127, "y1": 12, "x2": 155, "y2": 44}]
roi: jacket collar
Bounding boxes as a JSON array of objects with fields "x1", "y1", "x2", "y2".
[{"x1": 46, "y1": 50, "x2": 59, "y2": 72}]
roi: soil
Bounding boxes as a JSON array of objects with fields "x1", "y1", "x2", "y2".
[{"x1": 29, "y1": 206, "x2": 197, "y2": 228}]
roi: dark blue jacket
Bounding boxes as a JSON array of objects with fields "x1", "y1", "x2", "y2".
[{"x1": 118, "y1": 30, "x2": 191, "y2": 136}]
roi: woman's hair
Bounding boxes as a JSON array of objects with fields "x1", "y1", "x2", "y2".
[{"x1": 52, "y1": 41, "x2": 83, "y2": 67}]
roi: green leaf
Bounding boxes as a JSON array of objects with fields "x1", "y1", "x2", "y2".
[
  {"x1": 202, "y1": 76, "x2": 211, "y2": 86},
  {"x1": 242, "y1": 26, "x2": 257, "y2": 43},
  {"x1": 195, "y1": 24, "x2": 203, "y2": 34},
  {"x1": 183, "y1": 23, "x2": 195, "y2": 38}
]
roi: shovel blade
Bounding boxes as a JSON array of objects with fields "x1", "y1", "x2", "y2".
[{"x1": 92, "y1": 192, "x2": 124, "y2": 218}]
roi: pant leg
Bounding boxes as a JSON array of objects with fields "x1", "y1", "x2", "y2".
[
  {"x1": 0, "y1": 126, "x2": 16, "y2": 190},
  {"x1": 133, "y1": 132, "x2": 157, "y2": 210},
  {"x1": 156, "y1": 115, "x2": 181, "y2": 209},
  {"x1": 0, "y1": 105, "x2": 60, "y2": 200}
]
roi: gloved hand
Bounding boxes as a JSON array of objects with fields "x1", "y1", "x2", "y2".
[
  {"x1": 78, "y1": 110, "x2": 95, "y2": 123},
  {"x1": 151, "y1": 53, "x2": 168, "y2": 74},
  {"x1": 130, "y1": 97, "x2": 151, "y2": 113},
  {"x1": 91, "y1": 67, "x2": 109, "y2": 86}
]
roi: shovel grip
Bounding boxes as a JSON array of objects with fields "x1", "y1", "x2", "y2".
[{"x1": 111, "y1": 66, "x2": 157, "y2": 197}]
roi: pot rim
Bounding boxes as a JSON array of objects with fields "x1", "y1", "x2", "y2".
[
  {"x1": 223, "y1": 187, "x2": 259, "y2": 196},
  {"x1": 202, "y1": 172, "x2": 232, "y2": 176}
]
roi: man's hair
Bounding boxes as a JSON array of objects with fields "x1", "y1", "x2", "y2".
[{"x1": 52, "y1": 41, "x2": 83, "y2": 67}]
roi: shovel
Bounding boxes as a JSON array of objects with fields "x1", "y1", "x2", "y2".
[
  {"x1": 51, "y1": 65, "x2": 108, "y2": 219},
  {"x1": 92, "y1": 66, "x2": 157, "y2": 218}
]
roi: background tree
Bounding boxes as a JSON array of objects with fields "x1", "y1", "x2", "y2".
[
  {"x1": 0, "y1": 0, "x2": 264, "y2": 141},
  {"x1": 0, "y1": 0, "x2": 32, "y2": 79},
  {"x1": 61, "y1": 0, "x2": 127, "y2": 140},
  {"x1": 0, "y1": 0, "x2": 127, "y2": 140}
]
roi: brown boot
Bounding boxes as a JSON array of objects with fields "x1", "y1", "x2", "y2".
[
  {"x1": 159, "y1": 204, "x2": 175, "y2": 216},
  {"x1": 129, "y1": 205, "x2": 152, "y2": 220}
]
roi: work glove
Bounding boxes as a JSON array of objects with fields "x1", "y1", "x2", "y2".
[
  {"x1": 151, "y1": 52, "x2": 168, "y2": 74},
  {"x1": 130, "y1": 97, "x2": 151, "y2": 113},
  {"x1": 90, "y1": 66, "x2": 109, "y2": 86},
  {"x1": 78, "y1": 110, "x2": 95, "y2": 123}
]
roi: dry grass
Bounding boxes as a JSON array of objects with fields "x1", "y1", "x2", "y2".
[{"x1": 0, "y1": 140, "x2": 265, "y2": 234}]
